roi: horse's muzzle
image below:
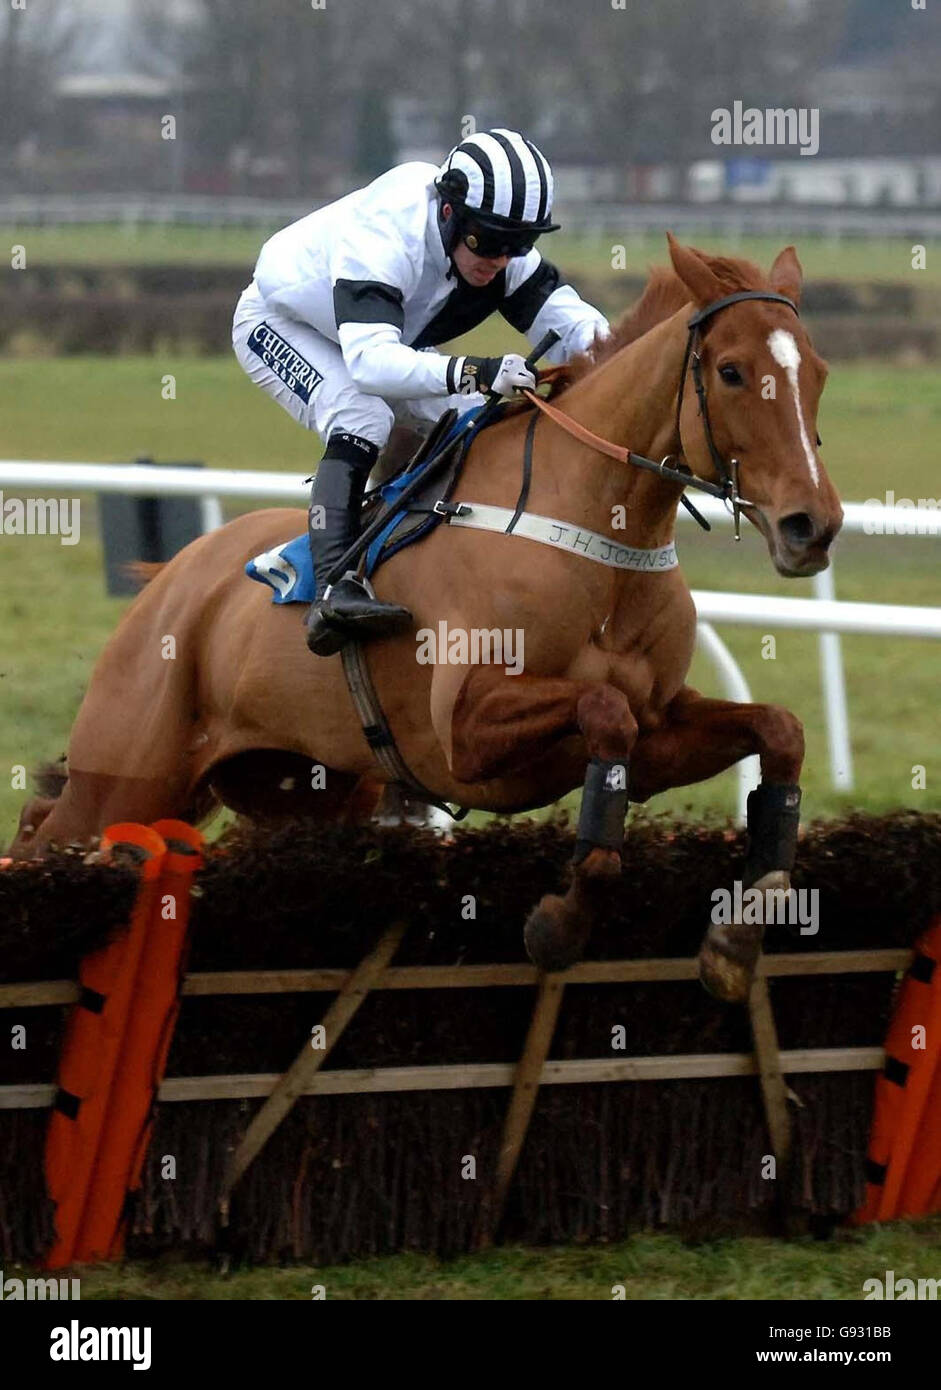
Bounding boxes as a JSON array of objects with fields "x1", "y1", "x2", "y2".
[{"x1": 772, "y1": 508, "x2": 842, "y2": 576}]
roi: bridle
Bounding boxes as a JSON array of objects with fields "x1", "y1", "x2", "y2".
[
  {"x1": 522, "y1": 288, "x2": 802, "y2": 540},
  {"x1": 672, "y1": 289, "x2": 799, "y2": 538}
]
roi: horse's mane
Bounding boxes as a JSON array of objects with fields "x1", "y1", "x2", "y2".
[{"x1": 560, "y1": 250, "x2": 769, "y2": 391}]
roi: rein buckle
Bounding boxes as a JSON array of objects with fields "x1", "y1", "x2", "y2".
[{"x1": 724, "y1": 458, "x2": 744, "y2": 541}]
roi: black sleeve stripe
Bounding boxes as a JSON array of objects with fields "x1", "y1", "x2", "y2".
[
  {"x1": 334, "y1": 279, "x2": 405, "y2": 330},
  {"x1": 446, "y1": 356, "x2": 462, "y2": 394},
  {"x1": 501, "y1": 259, "x2": 562, "y2": 334}
]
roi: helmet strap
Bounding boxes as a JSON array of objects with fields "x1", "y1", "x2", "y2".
[{"x1": 437, "y1": 195, "x2": 464, "y2": 260}]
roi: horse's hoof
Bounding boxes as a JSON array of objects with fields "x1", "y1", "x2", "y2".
[
  {"x1": 698, "y1": 939, "x2": 756, "y2": 1004},
  {"x1": 698, "y1": 870, "x2": 789, "y2": 1004},
  {"x1": 523, "y1": 894, "x2": 589, "y2": 972}
]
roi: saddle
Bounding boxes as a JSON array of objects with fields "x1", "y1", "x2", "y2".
[
  {"x1": 361, "y1": 365, "x2": 570, "y2": 564},
  {"x1": 358, "y1": 406, "x2": 476, "y2": 578},
  {"x1": 246, "y1": 400, "x2": 508, "y2": 603},
  {"x1": 247, "y1": 360, "x2": 578, "y2": 605}
]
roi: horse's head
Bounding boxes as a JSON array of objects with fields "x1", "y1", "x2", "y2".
[{"x1": 667, "y1": 233, "x2": 843, "y2": 576}]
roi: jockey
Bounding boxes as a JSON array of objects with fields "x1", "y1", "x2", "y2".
[{"x1": 233, "y1": 128, "x2": 609, "y2": 656}]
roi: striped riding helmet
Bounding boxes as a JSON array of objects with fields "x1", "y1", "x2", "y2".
[{"x1": 435, "y1": 129, "x2": 560, "y2": 255}]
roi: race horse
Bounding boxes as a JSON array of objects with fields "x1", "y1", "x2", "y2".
[{"x1": 8, "y1": 235, "x2": 842, "y2": 1002}]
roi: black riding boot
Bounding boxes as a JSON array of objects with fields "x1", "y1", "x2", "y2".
[{"x1": 305, "y1": 432, "x2": 412, "y2": 657}]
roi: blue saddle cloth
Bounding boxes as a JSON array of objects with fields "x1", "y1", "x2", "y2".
[{"x1": 246, "y1": 406, "x2": 486, "y2": 604}]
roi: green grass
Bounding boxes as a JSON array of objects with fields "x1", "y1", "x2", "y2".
[
  {"x1": 11, "y1": 1218, "x2": 940, "y2": 1299},
  {"x1": 1, "y1": 359, "x2": 939, "y2": 843},
  {"x1": 3, "y1": 223, "x2": 274, "y2": 269},
  {"x1": 2, "y1": 223, "x2": 936, "y2": 284},
  {"x1": 551, "y1": 232, "x2": 940, "y2": 287},
  {"x1": 3, "y1": 349, "x2": 940, "y2": 486}
]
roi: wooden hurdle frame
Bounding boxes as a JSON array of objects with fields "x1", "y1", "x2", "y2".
[{"x1": 0, "y1": 941, "x2": 910, "y2": 1245}]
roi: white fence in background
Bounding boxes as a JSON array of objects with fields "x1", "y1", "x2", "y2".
[
  {"x1": 1, "y1": 460, "x2": 939, "y2": 823},
  {"x1": 3, "y1": 196, "x2": 940, "y2": 240}
]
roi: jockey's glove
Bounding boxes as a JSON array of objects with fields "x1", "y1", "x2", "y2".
[{"x1": 457, "y1": 353, "x2": 537, "y2": 398}]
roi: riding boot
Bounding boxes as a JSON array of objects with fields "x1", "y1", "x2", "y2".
[{"x1": 305, "y1": 431, "x2": 412, "y2": 657}]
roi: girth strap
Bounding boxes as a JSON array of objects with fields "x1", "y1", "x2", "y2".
[
  {"x1": 445, "y1": 503, "x2": 679, "y2": 572},
  {"x1": 505, "y1": 410, "x2": 537, "y2": 535},
  {"x1": 341, "y1": 639, "x2": 469, "y2": 821}
]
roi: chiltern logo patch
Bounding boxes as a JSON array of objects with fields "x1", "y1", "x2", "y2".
[{"x1": 248, "y1": 322, "x2": 324, "y2": 403}]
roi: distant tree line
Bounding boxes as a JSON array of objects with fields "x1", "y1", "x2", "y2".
[{"x1": 1, "y1": 0, "x2": 938, "y2": 197}]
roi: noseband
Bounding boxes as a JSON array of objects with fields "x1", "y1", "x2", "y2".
[{"x1": 672, "y1": 290, "x2": 799, "y2": 538}]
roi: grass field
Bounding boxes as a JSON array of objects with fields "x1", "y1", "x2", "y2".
[
  {"x1": 17, "y1": 1216, "x2": 935, "y2": 1300},
  {"x1": 2, "y1": 222, "x2": 937, "y2": 285},
  {"x1": 1, "y1": 354, "x2": 939, "y2": 843}
]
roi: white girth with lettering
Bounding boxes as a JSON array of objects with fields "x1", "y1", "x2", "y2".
[{"x1": 444, "y1": 503, "x2": 678, "y2": 572}]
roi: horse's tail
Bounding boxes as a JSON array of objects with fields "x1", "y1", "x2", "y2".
[
  {"x1": 33, "y1": 757, "x2": 68, "y2": 799},
  {"x1": 6, "y1": 758, "x2": 69, "y2": 853},
  {"x1": 122, "y1": 560, "x2": 168, "y2": 590}
]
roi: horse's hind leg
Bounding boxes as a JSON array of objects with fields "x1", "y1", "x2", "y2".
[
  {"x1": 5, "y1": 796, "x2": 59, "y2": 858},
  {"x1": 8, "y1": 768, "x2": 193, "y2": 861}
]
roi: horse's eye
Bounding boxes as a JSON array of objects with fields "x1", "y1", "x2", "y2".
[{"x1": 718, "y1": 364, "x2": 743, "y2": 386}]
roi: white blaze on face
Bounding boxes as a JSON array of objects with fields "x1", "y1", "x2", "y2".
[{"x1": 767, "y1": 328, "x2": 819, "y2": 488}]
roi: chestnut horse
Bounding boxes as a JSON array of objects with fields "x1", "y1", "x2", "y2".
[{"x1": 9, "y1": 236, "x2": 842, "y2": 1001}]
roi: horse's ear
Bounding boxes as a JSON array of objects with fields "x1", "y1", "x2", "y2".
[
  {"x1": 769, "y1": 245, "x2": 803, "y2": 306},
  {"x1": 666, "y1": 231, "x2": 724, "y2": 307}
]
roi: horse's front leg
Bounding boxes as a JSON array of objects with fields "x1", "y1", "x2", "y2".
[
  {"x1": 521, "y1": 685, "x2": 637, "y2": 972},
  {"x1": 519, "y1": 681, "x2": 639, "y2": 967},
  {"x1": 630, "y1": 686, "x2": 804, "y2": 1003},
  {"x1": 446, "y1": 669, "x2": 637, "y2": 971}
]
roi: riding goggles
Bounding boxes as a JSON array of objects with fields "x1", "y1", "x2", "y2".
[{"x1": 461, "y1": 221, "x2": 540, "y2": 260}]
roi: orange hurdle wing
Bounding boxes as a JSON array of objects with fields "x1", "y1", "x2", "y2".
[
  {"x1": 44, "y1": 824, "x2": 168, "y2": 1269},
  {"x1": 855, "y1": 918, "x2": 941, "y2": 1224},
  {"x1": 78, "y1": 821, "x2": 205, "y2": 1258}
]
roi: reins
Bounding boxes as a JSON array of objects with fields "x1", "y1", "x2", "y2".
[
  {"x1": 520, "y1": 388, "x2": 723, "y2": 531},
  {"x1": 523, "y1": 288, "x2": 800, "y2": 540}
]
